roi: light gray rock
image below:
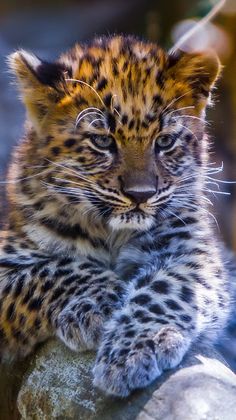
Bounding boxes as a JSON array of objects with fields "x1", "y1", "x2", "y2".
[
  {"x1": 16, "y1": 339, "x2": 236, "y2": 420},
  {"x1": 136, "y1": 355, "x2": 236, "y2": 420}
]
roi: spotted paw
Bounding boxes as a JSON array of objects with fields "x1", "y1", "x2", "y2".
[
  {"x1": 154, "y1": 326, "x2": 190, "y2": 370},
  {"x1": 56, "y1": 298, "x2": 105, "y2": 351},
  {"x1": 93, "y1": 338, "x2": 161, "y2": 397},
  {"x1": 93, "y1": 326, "x2": 190, "y2": 397}
]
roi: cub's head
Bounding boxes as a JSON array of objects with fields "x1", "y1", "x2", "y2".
[{"x1": 9, "y1": 36, "x2": 220, "y2": 231}]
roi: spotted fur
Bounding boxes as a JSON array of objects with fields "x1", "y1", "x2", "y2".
[{"x1": 0, "y1": 35, "x2": 232, "y2": 396}]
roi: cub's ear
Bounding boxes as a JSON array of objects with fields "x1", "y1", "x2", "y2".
[
  {"x1": 8, "y1": 50, "x2": 72, "y2": 128},
  {"x1": 168, "y1": 49, "x2": 221, "y2": 106}
]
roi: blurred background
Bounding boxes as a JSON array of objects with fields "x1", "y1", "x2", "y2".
[{"x1": 0, "y1": 0, "x2": 235, "y2": 362}]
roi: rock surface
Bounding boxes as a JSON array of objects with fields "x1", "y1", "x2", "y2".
[{"x1": 16, "y1": 340, "x2": 236, "y2": 420}]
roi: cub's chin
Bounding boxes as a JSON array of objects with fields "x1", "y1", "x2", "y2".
[{"x1": 108, "y1": 211, "x2": 155, "y2": 231}]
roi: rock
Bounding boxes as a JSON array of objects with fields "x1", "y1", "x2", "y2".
[
  {"x1": 136, "y1": 355, "x2": 236, "y2": 420},
  {"x1": 17, "y1": 341, "x2": 102, "y2": 420},
  {"x1": 17, "y1": 340, "x2": 236, "y2": 420}
]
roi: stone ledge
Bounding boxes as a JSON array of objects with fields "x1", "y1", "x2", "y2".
[{"x1": 16, "y1": 339, "x2": 236, "y2": 420}]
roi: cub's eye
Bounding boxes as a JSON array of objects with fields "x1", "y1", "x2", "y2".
[
  {"x1": 90, "y1": 134, "x2": 114, "y2": 149},
  {"x1": 155, "y1": 135, "x2": 176, "y2": 151}
]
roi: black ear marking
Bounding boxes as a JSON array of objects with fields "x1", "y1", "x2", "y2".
[
  {"x1": 9, "y1": 49, "x2": 73, "y2": 90},
  {"x1": 167, "y1": 50, "x2": 183, "y2": 69},
  {"x1": 17, "y1": 51, "x2": 73, "y2": 89},
  {"x1": 33, "y1": 61, "x2": 72, "y2": 88}
]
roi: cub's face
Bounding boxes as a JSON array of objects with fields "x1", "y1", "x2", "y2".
[{"x1": 10, "y1": 36, "x2": 220, "y2": 231}]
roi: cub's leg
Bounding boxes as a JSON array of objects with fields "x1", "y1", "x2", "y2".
[
  {"x1": 93, "y1": 261, "x2": 227, "y2": 396},
  {"x1": 0, "y1": 251, "x2": 124, "y2": 357},
  {"x1": 51, "y1": 260, "x2": 125, "y2": 351}
]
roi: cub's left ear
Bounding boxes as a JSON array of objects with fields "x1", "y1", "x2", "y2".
[
  {"x1": 168, "y1": 49, "x2": 221, "y2": 105},
  {"x1": 8, "y1": 50, "x2": 72, "y2": 128}
]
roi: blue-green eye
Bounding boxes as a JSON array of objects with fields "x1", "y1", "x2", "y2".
[
  {"x1": 90, "y1": 134, "x2": 114, "y2": 149},
  {"x1": 156, "y1": 135, "x2": 176, "y2": 151}
]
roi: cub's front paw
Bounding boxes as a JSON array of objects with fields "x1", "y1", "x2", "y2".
[
  {"x1": 93, "y1": 338, "x2": 161, "y2": 397},
  {"x1": 56, "y1": 298, "x2": 104, "y2": 351},
  {"x1": 93, "y1": 326, "x2": 189, "y2": 397}
]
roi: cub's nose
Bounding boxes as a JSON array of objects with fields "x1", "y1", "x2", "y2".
[{"x1": 123, "y1": 188, "x2": 157, "y2": 204}]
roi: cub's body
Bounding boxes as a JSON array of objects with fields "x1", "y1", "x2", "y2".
[{"x1": 0, "y1": 36, "x2": 232, "y2": 396}]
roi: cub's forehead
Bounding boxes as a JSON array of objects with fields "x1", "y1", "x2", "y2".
[
  {"x1": 64, "y1": 36, "x2": 168, "y2": 74},
  {"x1": 61, "y1": 36, "x2": 174, "y2": 128}
]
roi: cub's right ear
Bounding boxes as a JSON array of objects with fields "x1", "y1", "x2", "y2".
[
  {"x1": 8, "y1": 50, "x2": 72, "y2": 92},
  {"x1": 8, "y1": 50, "x2": 72, "y2": 128}
]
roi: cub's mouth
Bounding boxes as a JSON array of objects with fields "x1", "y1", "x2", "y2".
[
  {"x1": 128, "y1": 206, "x2": 146, "y2": 213},
  {"x1": 107, "y1": 191, "x2": 173, "y2": 231},
  {"x1": 108, "y1": 208, "x2": 155, "y2": 231}
]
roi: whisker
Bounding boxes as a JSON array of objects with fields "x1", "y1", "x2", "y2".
[
  {"x1": 76, "y1": 107, "x2": 105, "y2": 120},
  {"x1": 164, "y1": 106, "x2": 195, "y2": 118},
  {"x1": 205, "y1": 162, "x2": 224, "y2": 174},
  {"x1": 0, "y1": 167, "x2": 50, "y2": 186},
  {"x1": 65, "y1": 78, "x2": 106, "y2": 108},
  {"x1": 164, "y1": 208, "x2": 187, "y2": 226},
  {"x1": 202, "y1": 188, "x2": 231, "y2": 196},
  {"x1": 161, "y1": 90, "x2": 193, "y2": 114},
  {"x1": 45, "y1": 160, "x2": 97, "y2": 187},
  {"x1": 174, "y1": 121, "x2": 199, "y2": 141},
  {"x1": 113, "y1": 109, "x2": 122, "y2": 125},
  {"x1": 76, "y1": 111, "x2": 105, "y2": 128},
  {"x1": 172, "y1": 198, "x2": 220, "y2": 231},
  {"x1": 42, "y1": 183, "x2": 99, "y2": 202},
  {"x1": 110, "y1": 94, "x2": 117, "y2": 112},
  {"x1": 89, "y1": 118, "x2": 106, "y2": 128},
  {"x1": 205, "y1": 181, "x2": 220, "y2": 190},
  {"x1": 174, "y1": 192, "x2": 213, "y2": 206},
  {"x1": 110, "y1": 94, "x2": 122, "y2": 124},
  {"x1": 47, "y1": 186, "x2": 96, "y2": 198},
  {"x1": 45, "y1": 162, "x2": 130, "y2": 205},
  {"x1": 174, "y1": 114, "x2": 210, "y2": 126},
  {"x1": 205, "y1": 176, "x2": 236, "y2": 184}
]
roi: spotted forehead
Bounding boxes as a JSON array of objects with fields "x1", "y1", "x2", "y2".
[{"x1": 62, "y1": 37, "x2": 190, "y2": 130}]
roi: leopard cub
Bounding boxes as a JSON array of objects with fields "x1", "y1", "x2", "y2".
[{"x1": 0, "y1": 35, "x2": 231, "y2": 396}]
